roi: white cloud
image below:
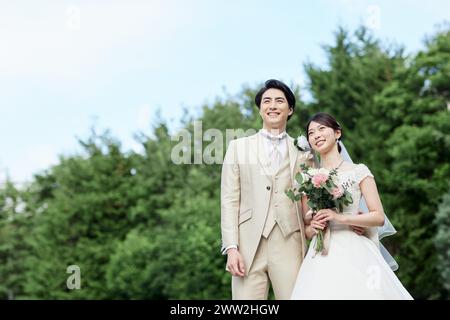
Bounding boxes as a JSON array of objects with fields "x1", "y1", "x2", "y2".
[
  {"x1": 136, "y1": 104, "x2": 152, "y2": 131},
  {"x1": 26, "y1": 144, "x2": 59, "y2": 168},
  {"x1": 5, "y1": 144, "x2": 60, "y2": 183},
  {"x1": 0, "y1": 169, "x2": 8, "y2": 185},
  {"x1": 130, "y1": 140, "x2": 145, "y2": 155},
  {"x1": 325, "y1": 0, "x2": 369, "y2": 14},
  {"x1": 0, "y1": 1, "x2": 189, "y2": 80}
]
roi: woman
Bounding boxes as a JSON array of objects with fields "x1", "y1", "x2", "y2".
[{"x1": 290, "y1": 112, "x2": 413, "y2": 300}]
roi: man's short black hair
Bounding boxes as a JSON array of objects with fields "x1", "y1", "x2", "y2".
[{"x1": 255, "y1": 79, "x2": 296, "y2": 121}]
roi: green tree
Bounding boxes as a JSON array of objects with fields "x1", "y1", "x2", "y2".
[
  {"x1": 434, "y1": 188, "x2": 450, "y2": 298},
  {"x1": 304, "y1": 26, "x2": 405, "y2": 160},
  {"x1": 1, "y1": 25, "x2": 448, "y2": 300},
  {"x1": 372, "y1": 28, "x2": 450, "y2": 299},
  {"x1": 0, "y1": 181, "x2": 33, "y2": 299},
  {"x1": 23, "y1": 131, "x2": 139, "y2": 299}
]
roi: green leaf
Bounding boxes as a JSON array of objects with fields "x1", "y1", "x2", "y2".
[
  {"x1": 295, "y1": 172, "x2": 303, "y2": 185},
  {"x1": 285, "y1": 189, "x2": 295, "y2": 202}
]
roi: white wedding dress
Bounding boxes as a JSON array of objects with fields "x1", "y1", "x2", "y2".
[{"x1": 290, "y1": 164, "x2": 413, "y2": 300}]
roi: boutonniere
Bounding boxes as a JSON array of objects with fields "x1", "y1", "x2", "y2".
[
  {"x1": 293, "y1": 134, "x2": 311, "y2": 152},
  {"x1": 293, "y1": 134, "x2": 313, "y2": 161}
]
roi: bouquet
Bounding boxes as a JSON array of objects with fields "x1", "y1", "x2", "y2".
[{"x1": 286, "y1": 163, "x2": 353, "y2": 255}]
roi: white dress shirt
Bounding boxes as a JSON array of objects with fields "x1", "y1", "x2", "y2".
[{"x1": 259, "y1": 129, "x2": 288, "y2": 169}]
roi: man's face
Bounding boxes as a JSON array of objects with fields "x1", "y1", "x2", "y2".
[{"x1": 259, "y1": 88, "x2": 293, "y2": 130}]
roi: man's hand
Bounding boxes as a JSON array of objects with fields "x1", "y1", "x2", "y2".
[
  {"x1": 351, "y1": 211, "x2": 366, "y2": 235},
  {"x1": 351, "y1": 225, "x2": 366, "y2": 235},
  {"x1": 226, "y1": 248, "x2": 246, "y2": 277}
]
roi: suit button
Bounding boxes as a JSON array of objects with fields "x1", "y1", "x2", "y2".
[{"x1": 266, "y1": 186, "x2": 271, "y2": 191}]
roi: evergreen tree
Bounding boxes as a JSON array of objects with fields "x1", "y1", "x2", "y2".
[
  {"x1": 23, "y1": 131, "x2": 139, "y2": 299},
  {"x1": 0, "y1": 181, "x2": 32, "y2": 299},
  {"x1": 434, "y1": 188, "x2": 450, "y2": 299},
  {"x1": 374, "y1": 29, "x2": 450, "y2": 299}
]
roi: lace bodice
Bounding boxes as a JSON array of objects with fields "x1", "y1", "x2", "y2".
[{"x1": 335, "y1": 163, "x2": 374, "y2": 215}]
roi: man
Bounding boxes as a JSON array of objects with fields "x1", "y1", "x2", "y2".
[{"x1": 220, "y1": 79, "x2": 312, "y2": 300}]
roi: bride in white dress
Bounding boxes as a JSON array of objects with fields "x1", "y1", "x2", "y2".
[{"x1": 290, "y1": 112, "x2": 413, "y2": 300}]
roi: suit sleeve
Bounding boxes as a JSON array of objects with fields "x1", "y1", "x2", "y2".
[{"x1": 220, "y1": 139, "x2": 241, "y2": 253}]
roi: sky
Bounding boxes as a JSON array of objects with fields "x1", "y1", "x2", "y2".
[{"x1": 0, "y1": 0, "x2": 449, "y2": 184}]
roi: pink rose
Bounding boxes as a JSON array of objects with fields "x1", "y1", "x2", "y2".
[
  {"x1": 311, "y1": 173, "x2": 328, "y2": 188},
  {"x1": 331, "y1": 186, "x2": 344, "y2": 199}
]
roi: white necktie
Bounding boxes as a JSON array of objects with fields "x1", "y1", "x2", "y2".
[
  {"x1": 260, "y1": 130, "x2": 286, "y2": 174},
  {"x1": 270, "y1": 139, "x2": 282, "y2": 174}
]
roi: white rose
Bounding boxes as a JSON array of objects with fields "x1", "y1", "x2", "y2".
[
  {"x1": 318, "y1": 168, "x2": 330, "y2": 178},
  {"x1": 296, "y1": 135, "x2": 311, "y2": 152},
  {"x1": 309, "y1": 168, "x2": 319, "y2": 176},
  {"x1": 301, "y1": 172, "x2": 310, "y2": 183}
]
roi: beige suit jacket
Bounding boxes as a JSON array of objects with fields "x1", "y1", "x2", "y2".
[{"x1": 221, "y1": 133, "x2": 313, "y2": 274}]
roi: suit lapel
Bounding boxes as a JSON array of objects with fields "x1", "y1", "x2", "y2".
[{"x1": 249, "y1": 133, "x2": 273, "y2": 178}]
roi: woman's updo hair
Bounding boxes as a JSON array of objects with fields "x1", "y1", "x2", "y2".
[{"x1": 306, "y1": 112, "x2": 343, "y2": 153}]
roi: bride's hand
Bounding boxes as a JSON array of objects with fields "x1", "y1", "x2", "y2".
[
  {"x1": 310, "y1": 219, "x2": 327, "y2": 233},
  {"x1": 305, "y1": 220, "x2": 327, "y2": 239},
  {"x1": 314, "y1": 209, "x2": 344, "y2": 224}
]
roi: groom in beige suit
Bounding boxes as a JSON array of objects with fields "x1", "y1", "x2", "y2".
[{"x1": 221, "y1": 79, "x2": 314, "y2": 300}]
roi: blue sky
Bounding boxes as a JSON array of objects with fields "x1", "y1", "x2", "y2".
[{"x1": 1, "y1": 0, "x2": 449, "y2": 183}]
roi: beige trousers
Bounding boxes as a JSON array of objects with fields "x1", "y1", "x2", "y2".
[{"x1": 232, "y1": 224, "x2": 303, "y2": 300}]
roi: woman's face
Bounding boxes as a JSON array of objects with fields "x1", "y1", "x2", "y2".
[{"x1": 307, "y1": 121, "x2": 341, "y2": 154}]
